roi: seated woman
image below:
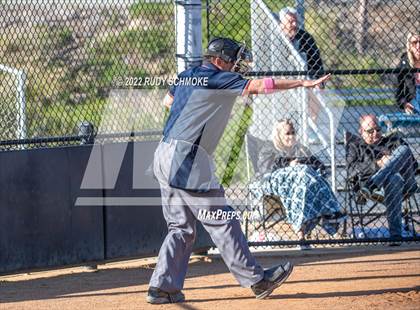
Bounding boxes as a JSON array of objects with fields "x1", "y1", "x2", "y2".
[
  {"x1": 249, "y1": 119, "x2": 346, "y2": 243},
  {"x1": 396, "y1": 32, "x2": 420, "y2": 114}
]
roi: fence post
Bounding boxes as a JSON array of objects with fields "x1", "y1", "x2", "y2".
[
  {"x1": 355, "y1": 0, "x2": 368, "y2": 54},
  {"x1": 17, "y1": 70, "x2": 26, "y2": 141},
  {"x1": 0, "y1": 64, "x2": 26, "y2": 141},
  {"x1": 295, "y1": 0, "x2": 305, "y2": 28},
  {"x1": 175, "y1": 0, "x2": 202, "y2": 73}
]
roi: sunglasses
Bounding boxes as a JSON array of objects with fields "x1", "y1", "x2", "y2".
[
  {"x1": 364, "y1": 127, "x2": 381, "y2": 134},
  {"x1": 410, "y1": 40, "x2": 420, "y2": 45}
]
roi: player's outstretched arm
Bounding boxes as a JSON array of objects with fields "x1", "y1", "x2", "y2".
[{"x1": 244, "y1": 74, "x2": 331, "y2": 95}]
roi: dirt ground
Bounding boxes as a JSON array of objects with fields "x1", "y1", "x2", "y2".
[{"x1": 1, "y1": 245, "x2": 419, "y2": 310}]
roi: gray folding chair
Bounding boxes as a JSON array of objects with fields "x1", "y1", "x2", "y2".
[{"x1": 244, "y1": 133, "x2": 286, "y2": 236}]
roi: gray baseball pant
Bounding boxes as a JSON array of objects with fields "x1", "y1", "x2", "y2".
[{"x1": 149, "y1": 140, "x2": 264, "y2": 292}]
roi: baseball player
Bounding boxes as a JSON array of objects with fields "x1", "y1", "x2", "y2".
[{"x1": 147, "y1": 37, "x2": 330, "y2": 304}]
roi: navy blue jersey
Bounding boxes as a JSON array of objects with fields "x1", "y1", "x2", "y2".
[{"x1": 163, "y1": 63, "x2": 249, "y2": 155}]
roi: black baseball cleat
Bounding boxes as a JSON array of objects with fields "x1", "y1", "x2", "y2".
[
  {"x1": 146, "y1": 286, "x2": 185, "y2": 304},
  {"x1": 251, "y1": 261, "x2": 294, "y2": 299}
]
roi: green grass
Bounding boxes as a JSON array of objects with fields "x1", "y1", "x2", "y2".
[
  {"x1": 214, "y1": 102, "x2": 253, "y2": 186},
  {"x1": 206, "y1": 0, "x2": 298, "y2": 48},
  {"x1": 26, "y1": 98, "x2": 107, "y2": 137},
  {"x1": 207, "y1": 0, "x2": 251, "y2": 46},
  {"x1": 0, "y1": 1, "x2": 177, "y2": 139},
  {"x1": 129, "y1": 1, "x2": 173, "y2": 19},
  {"x1": 265, "y1": 0, "x2": 296, "y2": 11},
  {"x1": 343, "y1": 99, "x2": 393, "y2": 107}
]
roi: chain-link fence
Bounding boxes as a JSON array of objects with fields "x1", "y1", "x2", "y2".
[
  {"x1": 0, "y1": 0, "x2": 419, "y2": 246},
  {"x1": 0, "y1": 0, "x2": 174, "y2": 147},
  {"x1": 205, "y1": 0, "x2": 419, "y2": 246}
]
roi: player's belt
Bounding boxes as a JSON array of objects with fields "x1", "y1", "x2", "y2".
[{"x1": 161, "y1": 136, "x2": 172, "y2": 143}]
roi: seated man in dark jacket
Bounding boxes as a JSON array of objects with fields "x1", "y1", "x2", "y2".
[{"x1": 346, "y1": 114, "x2": 418, "y2": 238}]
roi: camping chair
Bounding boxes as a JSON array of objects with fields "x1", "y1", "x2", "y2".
[
  {"x1": 344, "y1": 131, "x2": 420, "y2": 239},
  {"x1": 244, "y1": 133, "x2": 287, "y2": 236}
]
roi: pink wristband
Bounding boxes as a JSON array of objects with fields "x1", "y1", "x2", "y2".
[{"x1": 263, "y1": 78, "x2": 275, "y2": 94}]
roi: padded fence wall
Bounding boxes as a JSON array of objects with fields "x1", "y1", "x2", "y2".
[{"x1": 0, "y1": 141, "x2": 213, "y2": 274}]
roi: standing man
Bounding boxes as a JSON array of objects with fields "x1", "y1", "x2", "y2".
[
  {"x1": 278, "y1": 7, "x2": 325, "y2": 142},
  {"x1": 147, "y1": 37, "x2": 330, "y2": 304},
  {"x1": 346, "y1": 115, "x2": 418, "y2": 239},
  {"x1": 278, "y1": 7, "x2": 324, "y2": 80}
]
